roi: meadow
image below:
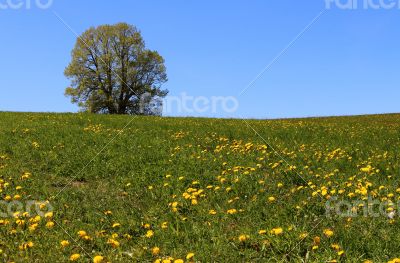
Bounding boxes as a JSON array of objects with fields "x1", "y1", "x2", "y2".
[{"x1": 0, "y1": 112, "x2": 400, "y2": 262}]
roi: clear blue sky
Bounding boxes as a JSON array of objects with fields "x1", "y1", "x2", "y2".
[{"x1": 1, "y1": 0, "x2": 399, "y2": 119}]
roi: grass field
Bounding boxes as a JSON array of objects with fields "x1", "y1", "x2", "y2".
[{"x1": 1, "y1": 112, "x2": 400, "y2": 262}]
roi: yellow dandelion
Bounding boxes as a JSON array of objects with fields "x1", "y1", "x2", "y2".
[
  {"x1": 78, "y1": 230, "x2": 87, "y2": 237},
  {"x1": 258, "y1": 229, "x2": 267, "y2": 235},
  {"x1": 107, "y1": 238, "x2": 120, "y2": 248},
  {"x1": 270, "y1": 227, "x2": 283, "y2": 235},
  {"x1": 60, "y1": 240, "x2": 70, "y2": 248},
  {"x1": 296, "y1": 232, "x2": 307, "y2": 240},
  {"x1": 152, "y1": 246, "x2": 160, "y2": 256},
  {"x1": 227, "y1": 209, "x2": 237, "y2": 215},
  {"x1": 112, "y1": 222, "x2": 121, "y2": 228},
  {"x1": 331, "y1": 243, "x2": 340, "y2": 251},
  {"x1": 146, "y1": 230, "x2": 154, "y2": 238},
  {"x1": 239, "y1": 234, "x2": 249, "y2": 242},
  {"x1": 46, "y1": 221, "x2": 55, "y2": 228},
  {"x1": 69, "y1": 254, "x2": 80, "y2": 261},
  {"x1": 93, "y1": 255, "x2": 104, "y2": 263},
  {"x1": 44, "y1": 211, "x2": 53, "y2": 219},
  {"x1": 323, "y1": 229, "x2": 334, "y2": 238}
]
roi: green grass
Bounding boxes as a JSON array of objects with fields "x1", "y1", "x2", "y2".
[{"x1": 1, "y1": 112, "x2": 400, "y2": 262}]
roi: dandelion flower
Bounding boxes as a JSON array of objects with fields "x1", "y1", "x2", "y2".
[
  {"x1": 146, "y1": 230, "x2": 154, "y2": 238},
  {"x1": 227, "y1": 209, "x2": 237, "y2": 215},
  {"x1": 44, "y1": 211, "x2": 53, "y2": 219},
  {"x1": 107, "y1": 238, "x2": 120, "y2": 248},
  {"x1": 60, "y1": 240, "x2": 70, "y2": 248},
  {"x1": 323, "y1": 229, "x2": 334, "y2": 238},
  {"x1": 270, "y1": 227, "x2": 283, "y2": 235},
  {"x1": 313, "y1": 236, "x2": 321, "y2": 245},
  {"x1": 112, "y1": 223, "x2": 121, "y2": 228},
  {"x1": 69, "y1": 254, "x2": 80, "y2": 261},
  {"x1": 29, "y1": 223, "x2": 38, "y2": 231},
  {"x1": 331, "y1": 243, "x2": 340, "y2": 251},
  {"x1": 93, "y1": 255, "x2": 104, "y2": 263},
  {"x1": 18, "y1": 241, "x2": 34, "y2": 250},
  {"x1": 82, "y1": 235, "x2": 92, "y2": 241},
  {"x1": 78, "y1": 230, "x2": 87, "y2": 237},
  {"x1": 239, "y1": 234, "x2": 249, "y2": 242},
  {"x1": 258, "y1": 229, "x2": 267, "y2": 235},
  {"x1": 152, "y1": 246, "x2": 160, "y2": 256}
]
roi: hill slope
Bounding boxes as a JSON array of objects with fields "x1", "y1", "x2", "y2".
[{"x1": 0, "y1": 112, "x2": 400, "y2": 262}]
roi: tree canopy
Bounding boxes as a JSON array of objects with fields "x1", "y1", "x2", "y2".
[{"x1": 65, "y1": 23, "x2": 168, "y2": 115}]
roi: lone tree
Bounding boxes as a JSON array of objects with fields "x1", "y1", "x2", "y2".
[{"x1": 65, "y1": 23, "x2": 168, "y2": 115}]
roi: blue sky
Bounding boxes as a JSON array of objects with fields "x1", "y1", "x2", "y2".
[{"x1": 0, "y1": 0, "x2": 399, "y2": 118}]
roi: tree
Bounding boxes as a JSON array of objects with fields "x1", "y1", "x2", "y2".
[{"x1": 64, "y1": 23, "x2": 168, "y2": 115}]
